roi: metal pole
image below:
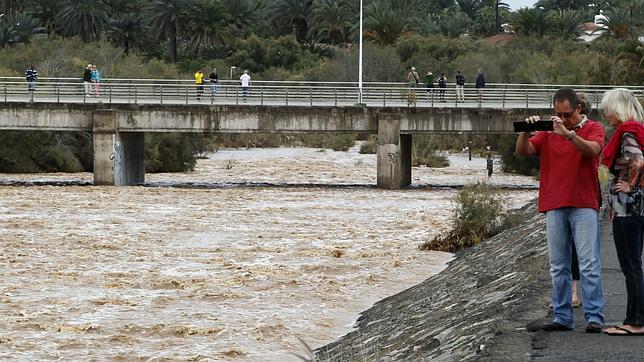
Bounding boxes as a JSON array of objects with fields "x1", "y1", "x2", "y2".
[
  {"x1": 358, "y1": 0, "x2": 363, "y2": 105},
  {"x1": 261, "y1": 87, "x2": 264, "y2": 106},
  {"x1": 160, "y1": 86, "x2": 163, "y2": 104},
  {"x1": 310, "y1": 87, "x2": 313, "y2": 106},
  {"x1": 56, "y1": 84, "x2": 59, "y2": 102},
  {"x1": 135, "y1": 85, "x2": 138, "y2": 104}
]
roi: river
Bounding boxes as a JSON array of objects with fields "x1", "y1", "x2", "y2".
[{"x1": 0, "y1": 144, "x2": 537, "y2": 360}]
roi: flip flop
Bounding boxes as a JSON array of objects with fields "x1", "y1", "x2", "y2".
[{"x1": 604, "y1": 326, "x2": 644, "y2": 336}]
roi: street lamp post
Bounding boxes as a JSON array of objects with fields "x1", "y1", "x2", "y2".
[
  {"x1": 358, "y1": 0, "x2": 363, "y2": 105},
  {"x1": 230, "y1": 66, "x2": 236, "y2": 80}
]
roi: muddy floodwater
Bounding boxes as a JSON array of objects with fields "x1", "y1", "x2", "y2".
[{"x1": 0, "y1": 145, "x2": 537, "y2": 360}]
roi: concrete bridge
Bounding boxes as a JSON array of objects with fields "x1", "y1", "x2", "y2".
[{"x1": 0, "y1": 79, "x2": 641, "y2": 188}]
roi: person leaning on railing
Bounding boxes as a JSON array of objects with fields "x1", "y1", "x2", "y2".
[{"x1": 25, "y1": 64, "x2": 38, "y2": 100}]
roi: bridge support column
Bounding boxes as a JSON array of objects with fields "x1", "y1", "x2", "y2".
[
  {"x1": 93, "y1": 110, "x2": 145, "y2": 186},
  {"x1": 377, "y1": 114, "x2": 411, "y2": 189}
]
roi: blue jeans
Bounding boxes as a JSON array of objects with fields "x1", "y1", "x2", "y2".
[
  {"x1": 210, "y1": 83, "x2": 217, "y2": 96},
  {"x1": 546, "y1": 208, "x2": 605, "y2": 328}
]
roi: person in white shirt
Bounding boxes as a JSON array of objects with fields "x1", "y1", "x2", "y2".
[{"x1": 240, "y1": 70, "x2": 251, "y2": 102}]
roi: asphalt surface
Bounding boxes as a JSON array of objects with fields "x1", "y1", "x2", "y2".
[
  {"x1": 528, "y1": 215, "x2": 644, "y2": 361},
  {"x1": 485, "y1": 214, "x2": 644, "y2": 361}
]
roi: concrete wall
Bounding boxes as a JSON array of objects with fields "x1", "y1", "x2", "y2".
[
  {"x1": 0, "y1": 103, "x2": 551, "y2": 134},
  {"x1": 92, "y1": 110, "x2": 145, "y2": 186}
]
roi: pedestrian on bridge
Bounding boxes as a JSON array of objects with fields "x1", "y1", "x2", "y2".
[
  {"x1": 455, "y1": 70, "x2": 465, "y2": 102},
  {"x1": 83, "y1": 64, "x2": 92, "y2": 97},
  {"x1": 240, "y1": 70, "x2": 251, "y2": 103},
  {"x1": 424, "y1": 69, "x2": 434, "y2": 100},
  {"x1": 475, "y1": 69, "x2": 486, "y2": 102},
  {"x1": 437, "y1": 73, "x2": 447, "y2": 101},
  {"x1": 599, "y1": 88, "x2": 644, "y2": 336},
  {"x1": 25, "y1": 64, "x2": 38, "y2": 101},
  {"x1": 194, "y1": 68, "x2": 205, "y2": 100},
  {"x1": 209, "y1": 69, "x2": 219, "y2": 97},
  {"x1": 90, "y1": 65, "x2": 102, "y2": 97},
  {"x1": 406, "y1": 67, "x2": 419, "y2": 106}
]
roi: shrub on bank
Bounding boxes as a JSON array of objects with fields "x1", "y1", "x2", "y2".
[
  {"x1": 413, "y1": 135, "x2": 450, "y2": 167},
  {"x1": 420, "y1": 183, "x2": 505, "y2": 252}
]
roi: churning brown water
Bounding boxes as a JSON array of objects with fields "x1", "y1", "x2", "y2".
[{"x1": 0, "y1": 145, "x2": 537, "y2": 360}]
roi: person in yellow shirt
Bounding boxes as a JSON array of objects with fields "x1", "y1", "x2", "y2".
[{"x1": 194, "y1": 68, "x2": 205, "y2": 100}]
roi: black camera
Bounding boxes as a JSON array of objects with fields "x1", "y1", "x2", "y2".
[{"x1": 513, "y1": 120, "x2": 554, "y2": 132}]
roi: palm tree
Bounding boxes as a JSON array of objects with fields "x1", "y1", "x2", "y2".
[
  {"x1": 221, "y1": 0, "x2": 264, "y2": 35},
  {"x1": 0, "y1": 0, "x2": 26, "y2": 14},
  {"x1": 185, "y1": 0, "x2": 231, "y2": 56},
  {"x1": 510, "y1": 7, "x2": 550, "y2": 37},
  {"x1": 26, "y1": 0, "x2": 61, "y2": 35},
  {"x1": 547, "y1": 9, "x2": 582, "y2": 39},
  {"x1": 595, "y1": 7, "x2": 639, "y2": 40},
  {"x1": 57, "y1": 0, "x2": 110, "y2": 42},
  {"x1": 420, "y1": 10, "x2": 472, "y2": 38},
  {"x1": 457, "y1": 0, "x2": 483, "y2": 19},
  {"x1": 363, "y1": 1, "x2": 415, "y2": 45},
  {"x1": 146, "y1": 0, "x2": 194, "y2": 63},
  {"x1": 10, "y1": 11, "x2": 38, "y2": 43},
  {"x1": 0, "y1": 22, "x2": 19, "y2": 48},
  {"x1": 309, "y1": 0, "x2": 353, "y2": 45},
  {"x1": 107, "y1": 13, "x2": 148, "y2": 55},
  {"x1": 272, "y1": 0, "x2": 314, "y2": 41}
]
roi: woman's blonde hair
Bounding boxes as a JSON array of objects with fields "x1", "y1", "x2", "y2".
[{"x1": 599, "y1": 88, "x2": 644, "y2": 123}]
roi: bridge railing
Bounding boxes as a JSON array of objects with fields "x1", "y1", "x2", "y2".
[{"x1": 0, "y1": 77, "x2": 641, "y2": 109}]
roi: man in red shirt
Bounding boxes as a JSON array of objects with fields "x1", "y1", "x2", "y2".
[{"x1": 516, "y1": 87, "x2": 605, "y2": 333}]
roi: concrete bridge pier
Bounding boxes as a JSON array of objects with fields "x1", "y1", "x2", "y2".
[
  {"x1": 93, "y1": 110, "x2": 145, "y2": 186},
  {"x1": 377, "y1": 114, "x2": 411, "y2": 189}
]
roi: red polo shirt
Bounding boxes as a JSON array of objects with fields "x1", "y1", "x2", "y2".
[{"x1": 529, "y1": 119, "x2": 605, "y2": 212}]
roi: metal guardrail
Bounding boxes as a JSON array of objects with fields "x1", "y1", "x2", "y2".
[{"x1": 0, "y1": 77, "x2": 641, "y2": 109}]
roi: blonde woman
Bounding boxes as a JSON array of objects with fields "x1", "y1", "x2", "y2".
[{"x1": 600, "y1": 88, "x2": 644, "y2": 336}]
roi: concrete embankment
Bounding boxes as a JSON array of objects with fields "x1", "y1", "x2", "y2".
[
  {"x1": 315, "y1": 200, "x2": 551, "y2": 360},
  {"x1": 316, "y1": 199, "x2": 644, "y2": 361}
]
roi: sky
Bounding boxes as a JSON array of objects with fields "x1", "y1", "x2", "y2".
[{"x1": 504, "y1": 0, "x2": 539, "y2": 10}]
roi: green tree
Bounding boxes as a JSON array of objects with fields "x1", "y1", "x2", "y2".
[
  {"x1": 26, "y1": 0, "x2": 62, "y2": 35},
  {"x1": 57, "y1": 0, "x2": 110, "y2": 42},
  {"x1": 107, "y1": 13, "x2": 148, "y2": 55},
  {"x1": 271, "y1": 0, "x2": 313, "y2": 42},
  {"x1": 510, "y1": 7, "x2": 550, "y2": 37},
  {"x1": 0, "y1": 0, "x2": 26, "y2": 14},
  {"x1": 309, "y1": 0, "x2": 353, "y2": 45},
  {"x1": 363, "y1": 1, "x2": 414, "y2": 45},
  {"x1": 184, "y1": 0, "x2": 231, "y2": 57},
  {"x1": 596, "y1": 7, "x2": 642, "y2": 40},
  {"x1": 0, "y1": 21, "x2": 18, "y2": 48},
  {"x1": 547, "y1": 9, "x2": 582, "y2": 39},
  {"x1": 221, "y1": 0, "x2": 264, "y2": 35},
  {"x1": 146, "y1": 0, "x2": 194, "y2": 63},
  {"x1": 420, "y1": 10, "x2": 472, "y2": 38}
]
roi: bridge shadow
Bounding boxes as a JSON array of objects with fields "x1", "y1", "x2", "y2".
[{"x1": 0, "y1": 179, "x2": 538, "y2": 191}]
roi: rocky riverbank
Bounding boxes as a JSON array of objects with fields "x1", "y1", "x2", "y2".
[{"x1": 315, "y1": 200, "x2": 551, "y2": 360}]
